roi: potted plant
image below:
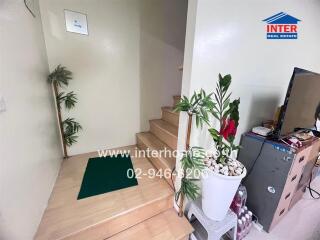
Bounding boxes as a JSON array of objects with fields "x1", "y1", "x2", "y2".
[{"x1": 202, "y1": 74, "x2": 246, "y2": 220}]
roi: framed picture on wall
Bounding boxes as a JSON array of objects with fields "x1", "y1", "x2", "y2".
[{"x1": 64, "y1": 10, "x2": 88, "y2": 35}]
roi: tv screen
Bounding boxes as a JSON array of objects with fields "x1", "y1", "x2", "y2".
[{"x1": 275, "y1": 68, "x2": 320, "y2": 138}]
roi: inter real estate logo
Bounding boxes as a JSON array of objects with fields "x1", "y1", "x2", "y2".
[{"x1": 263, "y1": 12, "x2": 301, "y2": 39}]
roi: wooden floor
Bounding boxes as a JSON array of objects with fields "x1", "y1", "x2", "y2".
[{"x1": 35, "y1": 146, "x2": 174, "y2": 240}]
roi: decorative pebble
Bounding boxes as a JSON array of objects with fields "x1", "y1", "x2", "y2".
[
  {"x1": 222, "y1": 166, "x2": 228, "y2": 172},
  {"x1": 206, "y1": 158, "x2": 245, "y2": 176}
]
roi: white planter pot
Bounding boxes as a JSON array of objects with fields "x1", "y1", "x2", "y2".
[{"x1": 201, "y1": 165, "x2": 246, "y2": 221}]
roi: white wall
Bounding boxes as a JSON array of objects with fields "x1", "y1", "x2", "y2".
[
  {"x1": 39, "y1": 0, "x2": 141, "y2": 155},
  {"x1": 39, "y1": 0, "x2": 187, "y2": 155},
  {"x1": 174, "y1": 0, "x2": 320, "y2": 194},
  {"x1": 139, "y1": 0, "x2": 187, "y2": 130},
  {"x1": 178, "y1": 0, "x2": 320, "y2": 152},
  {"x1": 0, "y1": 1, "x2": 62, "y2": 239}
]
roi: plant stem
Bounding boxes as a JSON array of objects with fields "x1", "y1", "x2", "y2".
[
  {"x1": 185, "y1": 113, "x2": 193, "y2": 150},
  {"x1": 178, "y1": 190, "x2": 185, "y2": 217},
  {"x1": 178, "y1": 113, "x2": 193, "y2": 217},
  {"x1": 53, "y1": 82, "x2": 68, "y2": 158}
]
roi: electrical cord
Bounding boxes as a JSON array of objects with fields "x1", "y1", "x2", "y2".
[
  {"x1": 307, "y1": 163, "x2": 320, "y2": 199},
  {"x1": 242, "y1": 138, "x2": 266, "y2": 183}
]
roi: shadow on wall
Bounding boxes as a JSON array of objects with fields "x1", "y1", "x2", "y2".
[
  {"x1": 244, "y1": 94, "x2": 281, "y2": 131},
  {"x1": 139, "y1": 0, "x2": 188, "y2": 132}
]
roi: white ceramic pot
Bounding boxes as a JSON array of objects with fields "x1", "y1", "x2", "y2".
[{"x1": 201, "y1": 164, "x2": 246, "y2": 221}]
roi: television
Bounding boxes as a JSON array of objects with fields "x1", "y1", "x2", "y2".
[{"x1": 274, "y1": 67, "x2": 320, "y2": 138}]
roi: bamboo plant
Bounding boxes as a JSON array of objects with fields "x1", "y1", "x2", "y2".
[
  {"x1": 48, "y1": 65, "x2": 82, "y2": 157},
  {"x1": 174, "y1": 89, "x2": 215, "y2": 216}
]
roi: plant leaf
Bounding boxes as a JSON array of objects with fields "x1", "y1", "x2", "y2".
[{"x1": 48, "y1": 65, "x2": 73, "y2": 87}]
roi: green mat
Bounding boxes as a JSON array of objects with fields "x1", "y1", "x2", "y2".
[{"x1": 77, "y1": 154, "x2": 138, "y2": 200}]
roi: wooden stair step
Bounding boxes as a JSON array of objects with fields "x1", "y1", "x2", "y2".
[
  {"x1": 35, "y1": 146, "x2": 173, "y2": 240},
  {"x1": 173, "y1": 95, "x2": 181, "y2": 108},
  {"x1": 136, "y1": 132, "x2": 176, "y2": 187},
  {"x1": 149, "y1": 119, "x2": 178, "y2": 150},
  {"x1": 162, "y1": 107, "x2": 179, "y2": 127},
  {"x1": 107, "y1": 209, "x2": 193, "y2": 240}
]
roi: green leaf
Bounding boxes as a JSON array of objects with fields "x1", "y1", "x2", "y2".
[
  {"x1": 211, "y1": 110, "x2": 220, "y2": 120},
  {"x1": 56, "y1": 92, "x2": 65, "y2": 110},
  {"x1": 62, "y1": 118, "x2": 82, "y2": 146},
  {"x1": 195, "y1": 115, "x2": 200, "y2": 128},
  {"x1": 174, "y1": 89, "x2": 215, "y2": 128},
  {"x1": 174, "y1": 96, "x2": 191, "y2": 112},
  {"x1": 201, "y1": 108, "x2": 208, "y2": 122},
  {"x1": 181, "y1": 147, "x2": 205, "y2": 170},
  {"x1": 181, "y1": 178, "x2": 201, "y2": 200},
  {"x1": 64, "y1": 91, "x2": 78, "y2": 109},
  {"x1": 208, "y1": 128, "x2": 222, "y2": 143},
  {"x1": 48, "y1": 65, "x2": 73, "y2": 87},
  {"x1": 218, "y1": 73, "x2": 232, "y2": 93},
  {"x1": 223, "y1": 98, "x2": 230, "y2": 111},
  {"x1": 199, "y1": 117, "x2": 204, "y2": 128},
  {"x1": 214, "y1": 92, "x2": 220, "y2": 107},
  {"x1": 190, "y1": 93, "x2": 196, "y2": 104},
  {"x1": 64, "y1": 131, "x2": 78, "y2": 146},
  {"x1": 62, "y1": 118, "x2": 82, "y2": 134}
]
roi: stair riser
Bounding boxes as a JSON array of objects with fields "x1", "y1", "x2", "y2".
[
  {"x1": 162, "y1": 110, "x2": 179, "y2": 127},
  {"x1": 137, "y1": 136, "x2": 174, "y2": 188},
  {"x1": 150, "y1": 122, "x2": 177, "y2": 150},
  {"x1": 64, "y1": 196, "x2": 173, "y2": 240}
]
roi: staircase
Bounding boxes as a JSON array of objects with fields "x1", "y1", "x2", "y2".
[
  {"x1": 35, "y1": 96, "x2": 193, "y2": 240},
  {"x1": 137, "y1": 96, "x2": 180, "y2": 187}
]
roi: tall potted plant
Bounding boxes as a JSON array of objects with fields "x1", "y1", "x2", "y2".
[{"x1": 202, "y1": 74, "x2": 246, "y2": 220}]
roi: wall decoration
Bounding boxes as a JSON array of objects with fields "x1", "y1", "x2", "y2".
[{"x1": 64, "y1": 10, "x2": 88, "y2": 35}]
